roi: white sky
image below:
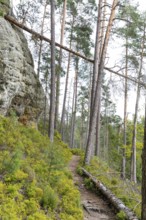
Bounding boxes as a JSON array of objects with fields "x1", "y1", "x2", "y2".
[{"x1": 137, "y1": 0, "x2": 146, "y2": 11}]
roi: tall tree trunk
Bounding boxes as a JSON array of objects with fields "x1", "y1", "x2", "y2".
[
  {"x1": 69, "y1": 59, "x2": 78, "y2": 148},
  {"x1": 80, "y1": 100, "x2": 84, "y2": 149},
  {"x1": 130, "y1": 84, "x2": 140, "y2": 183},
  {"x1": 95, "y1": 100, "x2": 101, "y2": 156},
  {"x1": 89, "y1": 0, "x2": 102, "y2": 156},
  {"x1": 121, "y1": 37, "x2": 128, "y2": 179},
  {"x1": 55, "y1": 0, "x2": 67, "y2": 129},
  {"x1": 48, "y1": 0, "x2": 56, "y2": 142},
  {"x1": 84, "y1": 0, "x2": 118, "y2": 165},
  {"x1": 37, "y1": 0, "x2": 48, "y2": 78},
  {"x1": 90, "y1": 0, "x2": 102, "y2": 111},
  {"x1": 43, "y1": 72, "x2": 48, "y2": 134},
  {"x1": 130, "y1": 26, "x2": 145, "y2": 183},
  {"x1": 60, "y1": 52, "x2": 71, "y2": 139},
  {"x1": 65, "y1": 80, "x2": 72, "y2": 142},
  {"x1": 142, "y1": 99, "x2": 146, "y2": 220},
  {"x1": 36, "y1": 1, "x2": 48, "y2": 107},
  {"x1": 94, "y1": 0, "x2": 106, "y2": 157},
  {"x1": 99, "y1": 0, "x2": 106, "y2": 59},
  {"x1": 86, "y1": 64, "x2": 93, "y2": 142},
  {"x1": 60, "y1": 17, "x2": 74, "y2": 139}
]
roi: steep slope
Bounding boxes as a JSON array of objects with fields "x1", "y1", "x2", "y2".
[{"x1": 0, "y1": 115, "x2": 83, "y2": 219}]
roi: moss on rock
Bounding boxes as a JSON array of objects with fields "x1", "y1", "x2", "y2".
[{"x1": 0, "y1": 0, "x2": 10, "y2": 16}]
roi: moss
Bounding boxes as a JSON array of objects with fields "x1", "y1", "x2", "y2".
[
  {"x1": 84, "y1": 178, "x2": 94, "y2": 190},
  {"x1": 0, "y1": 9, "x2": 4, "y2": 17},
  {"x1": 0, "y1": 0, "x2": 10, "y2": 4},
  {"x1": 0, "y1": 99, "x2": 4, "y2": 106},
  {"x1": 116, "y1": 211, "x2": 127, "y2": 219},
  {"x1": 71, "y1": 148, "x2": 84, "y2": 156}
]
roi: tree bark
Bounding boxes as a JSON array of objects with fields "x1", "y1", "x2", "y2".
[
  {"x1": 86, "y1": 65, "x2": 93, "y2": 142},
  {"x1": 43, "y1": 71, "x2": 48, "y2": 134},
  {"x1": 84, "y1": 0, "x2": 118, "y2": 165},
  {"x1": 95, "y1": 101, "x2": 101, "y2": 156},
  {"x1": 99, "y1": 0, "x2": 106, "y2": 59},
  {"x1": 48, "y1": 0, "x2": 56, "y2": 142},
  {"x1": 55, "y1": 0, "x2": 67, "y2": 129},
  {"x1": 90, "y1": 0, "x2": 102, "y2": 111}
]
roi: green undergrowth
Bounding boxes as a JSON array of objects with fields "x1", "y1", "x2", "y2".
[
  {"x1": 71, "y1": 148, "x2": 84, "y2": 157},
  {"x1": 82, "y1": 157, "x2": 141, "y2": 219},
  {"x1": 0, "y1": 115, "x2": 83, "y2": 220}
]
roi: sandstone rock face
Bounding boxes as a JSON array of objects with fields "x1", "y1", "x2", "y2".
[{"x1": 0, "y1": 17, "x2": 46, "y2": 122}]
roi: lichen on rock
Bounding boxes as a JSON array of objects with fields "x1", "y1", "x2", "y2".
[{"x1": 0, "y1": 16, "x2": 46, "y2": 123}]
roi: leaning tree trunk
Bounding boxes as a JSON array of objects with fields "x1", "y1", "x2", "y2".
[
  {"x1": 130, "y1": 26, "x2": 145, "y2": 183},
  {"x1": 84, "y1": 0, "x2": 118, "y2": 165},
  {"x1": 48, "y1": 0, "x2": 56, "y2": 142},
  {"x1": 55, "y1": 0, "x2": 67, "y2": 129}
]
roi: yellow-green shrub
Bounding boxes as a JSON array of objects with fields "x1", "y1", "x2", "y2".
[{"x1": 0, "y1": 115, "x2": 83, "y2": 219}]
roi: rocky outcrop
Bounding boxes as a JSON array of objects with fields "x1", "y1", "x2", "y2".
[{"x1": 0, "y1": 10, "x2": 46, "y2": 122}]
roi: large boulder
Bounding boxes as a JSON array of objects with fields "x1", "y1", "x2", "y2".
[{"x1": 0, "y1": 15, "x2": 46, "y2": 122}]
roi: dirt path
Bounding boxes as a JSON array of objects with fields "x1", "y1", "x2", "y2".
[{"x1": 69, "y1": 155, "x2": 117, "y2": 220}]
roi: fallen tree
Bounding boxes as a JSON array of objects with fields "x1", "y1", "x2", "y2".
[
  {"x1": 4, "y1": 15, "x2": 146, "y2": 89},
  {"x1": 81, "y1": 168, "x2": 139, "y2": 220}
]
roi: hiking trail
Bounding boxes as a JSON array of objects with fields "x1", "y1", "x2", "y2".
[{"x1": 69, "y1": 155, "x2": 117, "y2": 220}]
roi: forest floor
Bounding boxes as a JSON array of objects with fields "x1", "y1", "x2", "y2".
[{"x1": 69, "y1": 155, "x2": 117, "y2": 220}]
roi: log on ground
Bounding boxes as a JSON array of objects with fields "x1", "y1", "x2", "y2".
[{"x1": 81, "y1": 168, "x2": 139, "y2": 220}]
